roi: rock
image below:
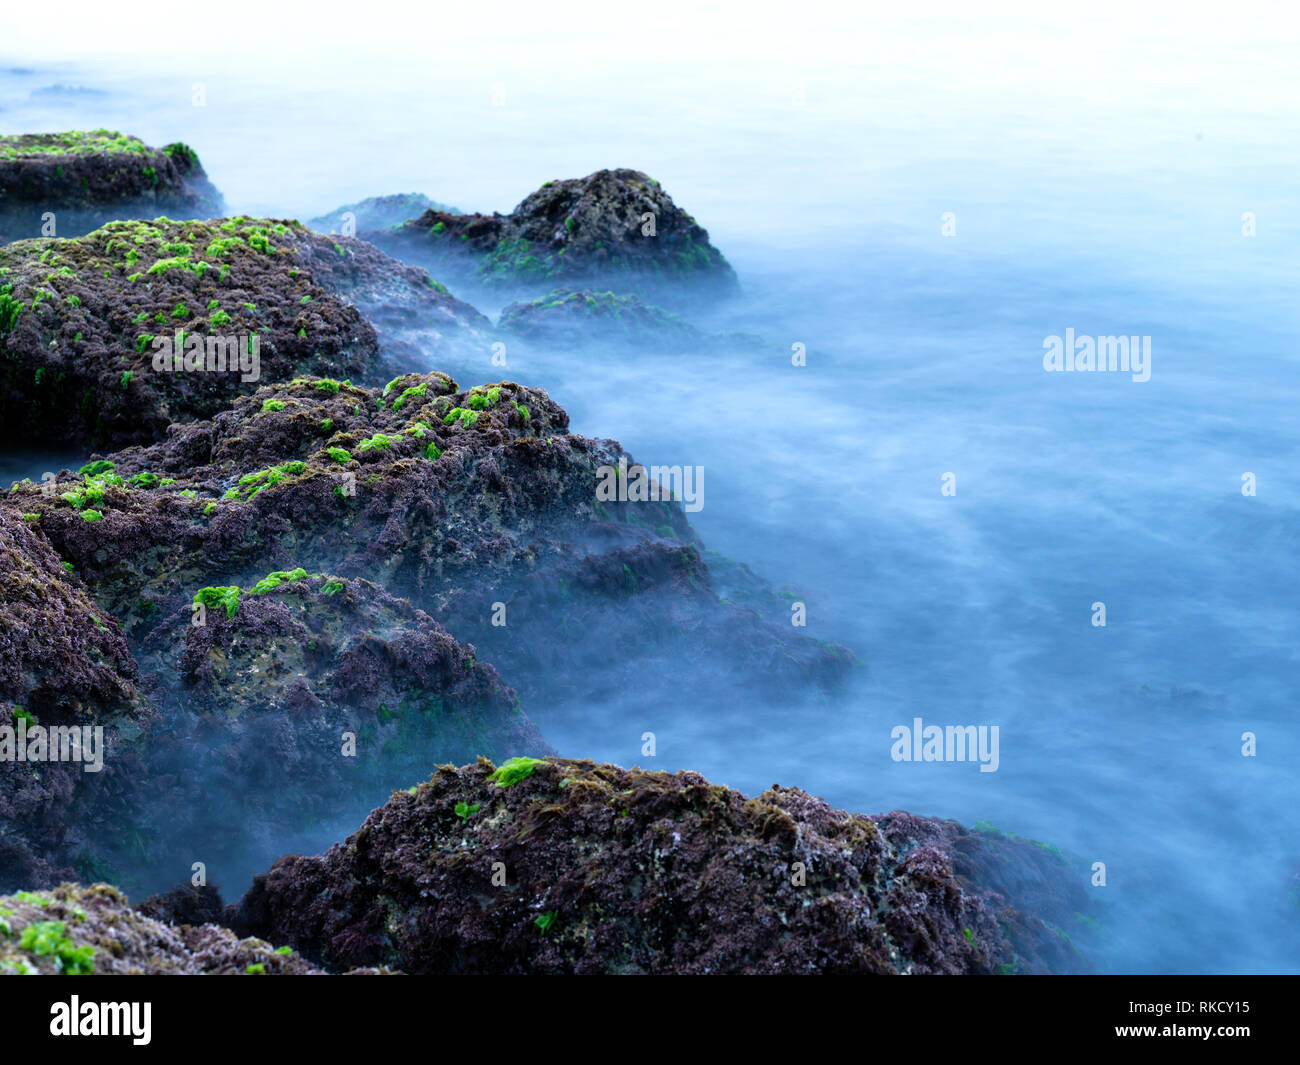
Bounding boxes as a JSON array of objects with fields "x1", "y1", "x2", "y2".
[
  {"x1": 1, "y1": 366, "x2": 847, "y2": 895},
  {"x1": 123, "y1": 572, "x2": 551, "y2": 882},
  {"x1": 0, "y1": 132, "x2": 224, "y2": 244},
  {"x1": 0, "y1": 505, "x2": 140, "y2": 722},
  {"x1": 497, "y1": 286, "x2": 765, "y2": 353},
  {"x1": 369, "y1": 169, "x2": 737, "y2": 300},
  {"x1": 0, "y1": 217, "x2": 484, "y2": 449},
  {"x1": 283, "y1": 232, "x2": 489, "y2": 370},
  {"x1": 9, "y1": 373, "x2": 848, "y2": 712},
  {"x1": 498, "y1": 288, "x2": 704, "y2": 348},
  {"x1": 308, "y1": 193, "x2": 461, "y2": 235},
  {"x1": 0, "y1": 882, "x2": 330, "y2": 974},
  {"x1": 225, "y1": 757, "x2": 1094, "y2": 974},
  {"x1": 0, "y1": 506, "x2": 147, "y2": 893}
]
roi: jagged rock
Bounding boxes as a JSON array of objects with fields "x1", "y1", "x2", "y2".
[
  {"x1": 0, "y1": 131, "x2": 224, "y2": 244},
  {"x1": 120, "y1": 572, "x2": 551, "y2": 883},
  {"x1": 0, "y1": 506, "x2": 146, "y2": 893},
  {"x1": 225, "y1": 757, "x2": 1093, "y2": 974},
  {"x1": 8, "y1": 373, "x2": 848, "y2": 714},
  {"x1": 0, "y1": 217, "x2": 485, "y2": 448},
  {"x1": 0, "y1": 505, "x2": 140, "y2": 721},
  {"x1": 369, "y1": 169, "x2": 737, "y2": 300}
]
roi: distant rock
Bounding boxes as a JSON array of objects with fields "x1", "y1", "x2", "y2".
[
  {"x1": 29, "y1": 85, "x2": 109, "y2": 99},
  {"x1": 369, "y1": 168, "x2": 737, "y2": 301},
  {"x1": 308, "y1": 192, "x2": 460, "y2": 235},
  {"x1": 0, "y1": 131, "x2": 224, "y2": 243},
  {"x1": 226, "y1": 757, "x2": 1094, "y2": 974}
]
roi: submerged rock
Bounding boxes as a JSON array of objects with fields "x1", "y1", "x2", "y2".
[
  {"x1": 370, "y1": 169, "x2": 737, "y2": 300},
  {"x1": 0, "y1": 218, "x2": 484, "y2": 449},
  {"x1": 498, "y1": 288, "x2": 704, "y2": 348},
  {"x1": 225, "y1": 757, "x2": 1093, "y2": 974},
  {"x1": 497, "y1": 287, "x2": 764, "y2": 353},
  {"x1": 0, "y1": 131, "x2": 224, "y2": 244},
  {"x1": 308, "y1": 192, "x2": 461, "y2": 234}
]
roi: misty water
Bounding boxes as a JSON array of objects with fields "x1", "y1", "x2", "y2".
[{"x1": 3, "y1": 13, "x2": 1297, "y2": 973}]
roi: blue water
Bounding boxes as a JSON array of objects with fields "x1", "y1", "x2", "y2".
[{"x1": 4, "y1": 9, "x2": 1298, "y2": 972}]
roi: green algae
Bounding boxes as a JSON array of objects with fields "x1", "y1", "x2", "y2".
[
  {"x1": 467, "y1": 385, "x2": 501, "y2": 411},
  {"x1": 357, "y1": 433, "x2": 392, "y2": 452},
  {"x1": 17, "y1": 920, "x2": 95, "y2": 974},
  {"x1": 491, "y1": 756, "x2": 547, "y2": 788},
  {"x1": 249, "y1": 568, "x2": 309, "y2": 595},
  {"x1": 233, "y1": 460, "x2": 307, "y2": 500},
  {"x1": 193, "y1": 585, "x2": 241, "y2": 619},
  {"x1": 443, "y1": 407, "x2": 479, "y2": 428},
  {"x1": 392, "y1": 383, "x2": 427, "y2": 410},
  {"x1": 0, "y1": 129, "x2": 149, "y2": 160}
]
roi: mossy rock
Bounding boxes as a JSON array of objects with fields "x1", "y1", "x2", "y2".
[
  {"x1": 224, "y1": 757, "x2": 1093, "y2": 974},
  {"x1": 367, "y1": 169, "x2": 738, "y2": 304},
  {"x1": 0, "y1": 217, "x2": 461, "y2": 448},
  {"x1": 0, "y1": 132, "x2": 224, "y2": 244}
]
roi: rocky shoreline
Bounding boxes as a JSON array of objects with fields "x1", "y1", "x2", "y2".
[{"x1": 0, "y1": 130, "x2": 1094, "y2": 975}]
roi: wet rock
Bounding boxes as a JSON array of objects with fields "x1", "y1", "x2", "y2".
[
  {"x1": 11, "y1": 373, "x2": 848, "y2": 711},
  {"x1": 0, "y1": 131, "x2": 224, "y2": 244},
  {"x1": 285, "y1": 232, "x2": 489, "y2": 370},
  {"x1": 498, "y1": 288, "x2": 704, "y2": 348},
  {"x1": 497, "y1": 287, "x2": 765, "y2": 354},
  {"x1": 0, "y1": 506, "x2": 147, "y2": 893},
  {"x1": 370, "y1": 169, "x2": 737, "y2": 301},
  {"x1": 0, "y1": 504, "x2": 140, "y2": 721},
  {"x1": 0, "y1": 218, "x2": 484, "y2": 449},
  {"x1": 876, "y1": 812, "x2": 1096, "y2": 976},
  {"x1": 122, "y1": 572, "x2": 551, "y2": 882},
  {"x1": 227, "y1": 757, "x2": 1092, "y2": 974}
]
